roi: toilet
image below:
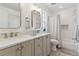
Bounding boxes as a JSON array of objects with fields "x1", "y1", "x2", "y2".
[{"x1": 50, "y1": 39, "x2": 59, "y2": 51}]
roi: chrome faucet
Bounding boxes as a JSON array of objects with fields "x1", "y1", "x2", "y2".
[{"x1": 1, "y1": 33, "x2": 8, "y2": 38}]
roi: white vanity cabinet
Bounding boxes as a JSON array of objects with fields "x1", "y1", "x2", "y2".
[
  {"x1": 0, "y1": 33, "x2": 50, "y2": 56},
  {"x1": 21, "y1": 40, "x2": 34, "y2": 56},
  {"x1": 34, "y1": 35, "x2": 50, "y2": 56},
  {"x1": 0, "y1": 44, "x2": 21, "y2": 56},
  {"x1": 34, "y1": 37, "x2": 43, "y2": 56},
  {"x1": 0, "y1": 40, "x2": 34, "y2": 56}
]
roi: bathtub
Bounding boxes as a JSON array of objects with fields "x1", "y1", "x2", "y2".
[{"x1": 61, "y1": 39, "x2": 78, "y2": 55}]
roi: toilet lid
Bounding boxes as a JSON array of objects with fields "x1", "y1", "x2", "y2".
[{"x1": 50, "y1": 39, "x2": 59, "y2": 44}]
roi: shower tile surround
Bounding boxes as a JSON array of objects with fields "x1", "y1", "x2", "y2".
[{"x1": 49, "y1": 4, "x2": 79, "y2": 56}]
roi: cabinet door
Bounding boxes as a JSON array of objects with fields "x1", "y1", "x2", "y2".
[
  {"x1": 42, "y1": 37, "x2": 47, "y2": 56},
  {"x1": 0, "y1": 44, "x2": 21, "y2": 56},
  {"x1": 22, "y1": 40, "x2": 34, "y2": 56},
  {"x1": 46, "y1": 35, "x2": 51, "y2": 55},
  {"x1": 16, "y1": 44, "x2": 22, "y2": 56},
  {"x1": 35, "y1": 38, "x2": 43, "y2": 56}
]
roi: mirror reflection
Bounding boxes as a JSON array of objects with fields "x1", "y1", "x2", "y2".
[
  {"x1": 0, "y1": 3, "x2": 21, "y2": 28},
  {"x1": 31, "y1": 10, "x2": 41, "y2": 29}
]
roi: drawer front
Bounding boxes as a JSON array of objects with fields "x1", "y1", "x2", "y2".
[{"x1": 0, "y1": 44, "x2": 21, "y2": 56}]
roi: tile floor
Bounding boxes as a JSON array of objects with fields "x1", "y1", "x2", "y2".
[{"x1": 50, "y1": 49, "x2": 72, "y2": 56}]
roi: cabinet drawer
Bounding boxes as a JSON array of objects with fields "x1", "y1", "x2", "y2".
[
  {"x1": 0, "y1": 44, "x2": 21, "y2": 56},
  {"x1": 0, "y1": 46, "x2": 16, "y2": 56}
]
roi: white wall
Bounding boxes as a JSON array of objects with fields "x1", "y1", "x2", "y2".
[
  {"x1": 77, "y1": 4, "x2": 79, "y2": 25},
  {"x1": 20, "y1": 3, "x2": 50, "y2": 34},
  {"x1": 48, "y1": 15, "x2": 57, "y2": 39}
]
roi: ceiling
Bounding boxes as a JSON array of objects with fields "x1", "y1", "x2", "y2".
[
  {"x1": 36, "y1": 3, "x2": 77, "y2": 13},
  {"x1": 0, "y1": 3, "x2": 77, "y2": 13}
]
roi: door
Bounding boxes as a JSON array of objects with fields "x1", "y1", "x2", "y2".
[
  {"x1": 21, "y1": 40, "x2": 34, "y2": 56},
  {"x1": 35, "y1": 38, "x2": 43, "y2": 56}
]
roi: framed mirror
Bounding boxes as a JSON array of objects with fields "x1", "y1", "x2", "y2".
[
  {"x1": 0, "y1": 3, "x2": 21, "y2": 29},
  {"x1": 31, "y1": 10, "x2": 41, "y2": 29}
]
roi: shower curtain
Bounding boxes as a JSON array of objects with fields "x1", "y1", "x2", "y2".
[{"x1": 56, "y1": 14, "x2": 62, "y2": 48}]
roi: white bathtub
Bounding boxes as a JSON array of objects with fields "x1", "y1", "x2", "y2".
[{"x1": 62, "y1": 40, "x2": 79, "y2": 55}]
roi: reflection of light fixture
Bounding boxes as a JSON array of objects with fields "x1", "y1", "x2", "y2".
[
  {"x1": 31, "y1": 5, "x2": 37, "y2": 10},
  {"x1": 59, "y1": 6, "x2": 63, "y2": 8},
  {"x1": 38, "y1": 8, "x2": 41, "y2": 11},
  {"x1": 31, "y1": 5, "x2": 41, "y2": 12}
]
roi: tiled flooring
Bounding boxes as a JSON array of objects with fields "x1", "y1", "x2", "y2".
[{"x1": 50, "y1": 49, "x2": 71, "y2": 56}]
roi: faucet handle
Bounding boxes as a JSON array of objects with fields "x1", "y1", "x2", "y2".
[
  {"x1": 4, "y1": 33, "x2": 8, "y2": 38},
  {"x1": 10, "y1": 32, "x2": 13, "y2": 37},
  {"x1": 15, "y1": 32, "x2": 19, "y2": 37}
]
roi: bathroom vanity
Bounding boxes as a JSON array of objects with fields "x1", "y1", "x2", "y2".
[
  {"x1": 0, "y1": 33, "x2": 50, "y2": 56},
  {"x1": 0, "y1": 3, "x2": 50, "y2": 56}
]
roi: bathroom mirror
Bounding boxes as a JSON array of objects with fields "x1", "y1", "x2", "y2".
[
  {"x1": 0, "y1": 3, "x2": 21, "y2": 28},
  {"x1": 31, "y1": 10, "x2": 41, "y2": 29}
]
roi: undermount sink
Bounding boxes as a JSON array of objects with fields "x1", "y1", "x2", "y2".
[{"x1": 21, "y1": 35, "x2": 32, "y2": 38}]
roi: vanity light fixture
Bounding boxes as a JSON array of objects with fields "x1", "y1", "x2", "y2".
[
  {"x1": 31, "y1": 5, "x2": 37, "y2": 10},
  {"x1": 38, "y1": 8, "x2": 41, "y2": 12},
  {"x1": 31, "y1": 5, "x2": 41, "y2": 12},
  {"x1": 51, "y1": 3, "x2": 56, "y2": 6}
]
